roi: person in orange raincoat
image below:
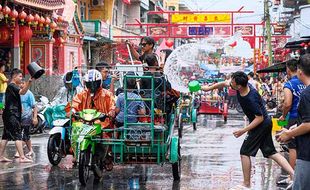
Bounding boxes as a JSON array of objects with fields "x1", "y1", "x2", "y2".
[{"x1": 65, "y1": 69, "x2": 115, "y2": 135}]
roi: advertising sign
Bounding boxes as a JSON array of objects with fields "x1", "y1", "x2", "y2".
[{"x1": 171, "y1": 13, "x2": 231, "y2": 24}]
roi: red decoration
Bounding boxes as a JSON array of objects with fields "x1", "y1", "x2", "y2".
[
  {"x1": 34, "y1": 14, "x2": 40, "y2": 24},
  {"x1": 19, "y1": 26, "x2": 33, "y2": 42},
  {"x1": 153, "y1": 36, "x2": 160, "y2": 42},
  {"x1": 2, "y1": 6, "x2": 11, "y2": 18},
  {"x1": 0, "y1": 4, "x2": 2, "y2": 11},
  {"x1": 57, "y1": 16, "x2": 63, "y2": 23},
  {"x1": 165, "y1": 40, "x2": 174, "y2": 47},
  {"x1": 39, "y1": 16, "x2": 45, "y2": 28},
  {"x1": 123, "y1": 0, "x2": 131, "y2": 4},
  {"x1": 0, "y1": 27, "x2": 10, "y2": 43},
  {"x1": 9, "y1": 9, "x2": 18, "y2": 20},
  {"x1": 50, "y1": 22, "x2": 57, "y2": 32},
  {"x1": 18, "y1": 11, "x2": 27, "y2": 22},
  {"x1": 26, "y1": 14, "x2": 34, "y2": 25},
  {"x1": 308, "y1": 42, "x2": 310, "y2": 46},
  {"x1": 229, "y1": 41, "x2": 237, "y2": 47},
  {"x1": 45, "y1": 17, "x2": 51, "y2": 26},
  {"x1": 285, "y1": 49, "x2": 291, "y2": 53},
  {"x1": 301, "y1": 42, "x2": 306, "y2": 47}
]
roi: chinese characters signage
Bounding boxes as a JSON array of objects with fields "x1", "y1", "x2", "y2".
[
  {"x1": 234, "y1": 25, "x2": 254, "y2": 36},
  {"x1": 171, "y1": 13, "x2": 231, "y2": 24}
]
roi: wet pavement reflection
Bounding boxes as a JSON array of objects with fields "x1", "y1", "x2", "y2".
[{"x1": 0, "y1": 112, "x2": 286, "y2": 190}]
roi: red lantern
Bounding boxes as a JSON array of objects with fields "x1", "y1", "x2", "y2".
[
  {"x1": 0, "y1": 27, "x2": 10, "y2": 43},
  {"x1": 165, "y1": 40, "x2": 174, "y2": 47},
  {"x1": 301, "y1": 42, "x2": 306, "y2": 47},
  {"x1": 50, "y1": 22, "x2": 57, "y2": 32},
  {"x1": 18, "y1": 11, "x2": 27, "y2": 22},
  {"x1": 19, "y1": 26, "x2": 33, "y2": 42},
  {"x1": 229, "y1": 41, "x2": 237, "y2": 48},
  {"x1": 26, "y1": 14, "x2": 34, "y2": 25},
  {"x1": 57, "y1": 16, "x2": 64, "y2": 23},
  {"x1": 39, "y1": 16, "x2": 45, "y2": 27},
  {"x1": 9, "y1": 8, "x2": 18, "y2": 21},
  {"x1": 45, "y1": 17, "x2": 51, "y2": 26},
  {"x1": 34, "y1": 14, "x2": 40, "y2": 25},
  {"x1": 2, "y1": 6, "x2": 11, "y2": 18}
]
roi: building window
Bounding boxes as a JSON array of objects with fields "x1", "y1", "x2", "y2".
[
  {"x1": 113, "y1": 0, "x2": 118, "y2": 26},
  {"x1": 80, "y1": 2, "x2": 86, "y2": 20}
]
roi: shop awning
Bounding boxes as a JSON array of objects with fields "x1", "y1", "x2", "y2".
[
  {"x1": 284, "y1": 37, "x2": 310, "y2": 48},
  {"x1": 257, "y1": 61, "x2": 287, "y2": 73},
  {"x1": 83, "y1": 36, "x2": 98, "y2": 42}
]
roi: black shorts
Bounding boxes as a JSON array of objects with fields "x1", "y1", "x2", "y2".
[
  {"x1": 21, "y1": 124, "x2": 31, "y2": 141},
  {"x1": 240, "y1": 119, "x2": 277, "y2": 158},
  {"x1": 284, "y1": 118, "x2": 298, "y2": 149},
  {"x1": 2, "y1": 115, "x2": 22, "y2": 141}
]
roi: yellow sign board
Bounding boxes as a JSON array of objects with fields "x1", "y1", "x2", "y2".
[{"x1": 171, "y1": 13, "x2": 231, "y2": 24}]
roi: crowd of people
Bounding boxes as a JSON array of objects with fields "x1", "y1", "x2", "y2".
[{"x1": 0, "y1": 35, "x2": 310, "y2": 190}]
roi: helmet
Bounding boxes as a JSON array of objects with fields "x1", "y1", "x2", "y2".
[{"x1": 83, "y1": 69, "x2": 102, "y2": 94}]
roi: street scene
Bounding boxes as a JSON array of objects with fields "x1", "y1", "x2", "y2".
[
  {"x1": 0, "y1": 0, "x2": 310, "y2": 190},
  {"x1": 0, "y1": 113, "x2": 286, "y2": 190}
]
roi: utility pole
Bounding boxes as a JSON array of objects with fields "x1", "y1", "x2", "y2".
[{"x1": 264, "y1": 0, "x2": 272, "y2": 66}]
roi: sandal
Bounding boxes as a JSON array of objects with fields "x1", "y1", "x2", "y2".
[
  {"x1": 0, "y1": 157, "x2": 13, "y2": 162},
  {"x1": 18, "y1": 157, "x2": 33, "y2": 163}
]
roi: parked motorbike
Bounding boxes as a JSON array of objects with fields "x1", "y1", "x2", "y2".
[
  {"x1": 47, "y1": 118, "x2": 71, "y2": 165},
  {"x1": 30, "y1": 95, "x2": 49, "y2": 134}
]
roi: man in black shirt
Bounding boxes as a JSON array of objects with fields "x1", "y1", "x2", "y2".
[
  {"x1": 201, "y1": 71, "x2": 294, "y2": 189},
  {"x1": 278, "y1": 54, "x2": 310, "y2": 189},
  {"x1": 127, "y1": 36, "x2": 156, "y2": 64},
  {"x1": 0, "y1": 69, "x2": 34, "y2": 163}
]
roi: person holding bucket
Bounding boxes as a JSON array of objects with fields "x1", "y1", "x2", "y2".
[
  {"x1": 0, "y1": 69, "x2": 35, "y2": 163},
  {"x1": 0, "y1": 62, "x2": 44, "y2": 163}
]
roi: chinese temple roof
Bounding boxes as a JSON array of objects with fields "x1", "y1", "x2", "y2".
[{"x1": 13, "y1": 0, "x2": 65, "y2": 10}]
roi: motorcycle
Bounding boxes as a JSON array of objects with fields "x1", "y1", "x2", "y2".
[
  {"x1": 47, "y1": 118, "x2": 71, "y2": 165},
  {"x1": 72, "y1": 109, "x2": 109, "y2": 185},
  {"x1": 30, "y1": 95, "x2": 49, "y2": 134}
]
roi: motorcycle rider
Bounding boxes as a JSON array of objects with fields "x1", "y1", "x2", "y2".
[{"x1": 65, "y1": 69, "x2": 115, "y2": 131}]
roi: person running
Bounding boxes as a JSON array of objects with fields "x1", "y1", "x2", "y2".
[
  {"x1": 201, "y1": 71, "x2": 294, "y2": 189},
  {"x1": 0, "y1": 69, "x2": 34, "y2": 163},
  {"x1": 277, "y1": 54, "x2": 310, "y2": 190},
  {"x1": 14, "y1": 79, "x2": 38, "y2": 158},
  {"x1": 278, "y1": 60, "x2": 305, "y2": 176}
]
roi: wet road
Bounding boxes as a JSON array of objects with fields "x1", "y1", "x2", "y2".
[{"x1": 0, "y1": 112, "x2": 287, "y2": 190}]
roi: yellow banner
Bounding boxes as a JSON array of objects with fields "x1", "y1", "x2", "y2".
[{"x1": 171, "y1": 13, "x2": 231, "y2": 24}]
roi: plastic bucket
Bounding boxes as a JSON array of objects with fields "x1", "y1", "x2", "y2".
[
  {"x1": 272, "y1": 118, "x2": 282, "y2": 131},
  {"x1": 188, "y1": 80, "x2": 201, "y2": 92}
]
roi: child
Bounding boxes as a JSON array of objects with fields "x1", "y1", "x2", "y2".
[
  {"x1": 0, "y1": 69, "x2": 34, "y2": 163},
  {"x1": 15, "y1": 79, "x2": 38, "y2": 158}
]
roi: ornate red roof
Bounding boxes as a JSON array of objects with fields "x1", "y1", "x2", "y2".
[{"x1": 13, "y1": 0, "x2": 65, "y2": 10}]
